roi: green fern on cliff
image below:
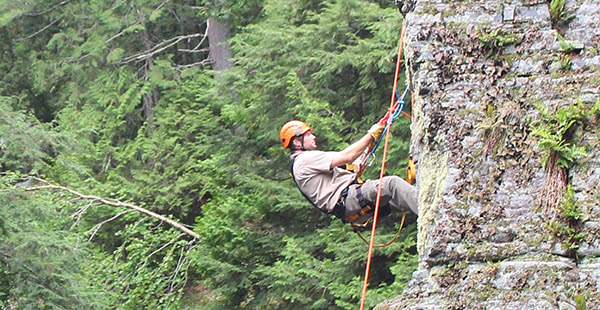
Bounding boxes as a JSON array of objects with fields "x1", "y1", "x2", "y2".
[
  {"x1": 547, "y1": 185, "x2": 586, "y2": 255},
  {"x1": 549, "y1": 0, "x2": 576, "y2": 25},
  {"x1": 531, "y1": 101, "x2": 588, "y2": 169}
]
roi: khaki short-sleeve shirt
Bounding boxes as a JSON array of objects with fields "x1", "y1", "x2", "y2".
[{"x1": 291, "y1": 151, "x2": 356, "y2": 213}]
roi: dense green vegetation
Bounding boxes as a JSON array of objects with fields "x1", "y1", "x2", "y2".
[{"x1": 0, "y1": 0, "x2": 416, "y2": 308}]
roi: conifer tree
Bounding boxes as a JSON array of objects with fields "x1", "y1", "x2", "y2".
[{"x1": 0, "y1": 0, "x2": 417, "y2": 308}]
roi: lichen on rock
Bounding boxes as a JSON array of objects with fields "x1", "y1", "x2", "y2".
[{"x1": 377, "y1": 0, "x2": 600, "y2": 309}]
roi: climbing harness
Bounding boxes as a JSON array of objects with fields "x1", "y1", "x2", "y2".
[{"x1": 289, "y1": 156, "x2": 345, "y2": 219}]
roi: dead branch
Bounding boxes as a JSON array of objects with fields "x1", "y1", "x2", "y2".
[
  {"x1": 70, "y1": 200, "x2": 101, "y2": 228},
  {"x1": 191, "y1": 21, "x2": 210, "y2": 52},
  {"x1": 105, "y1": 22, "x2": 142, "y2": 44},
  {"x1": 121, "y1": 33, "x2": 205, "y2": 64},
  {"x1": 156, "y1": 0, "x2": 171, "y2": 11},
  {"x1": 24, "y1": 177, "x2": 200, "y2": 239},
  {"x1": 169, "y1": 241, "x2": 196, "y2": 292},
  {"x1": 136, "y1": 233, "x2": 185, "y2": 271},
  {"x1": 172, "y1": 59, "x2": 212, "y2": 71},
  {"x1": 177, "y1": 47, "x2": 210, "y2": 53},
  {"x1": 20, "y1": 18, "x2": 60, "y2": 40},
  {"x1": 88, "y1": 209, "x2": 135, "y2": 241},
  {"x1": 106, "y1": 0, "x2": 177, "y2": 45}
]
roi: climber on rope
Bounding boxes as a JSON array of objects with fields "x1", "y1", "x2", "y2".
[{"x1": 280, "y1": 119, "x2": 418, "y2": 228}]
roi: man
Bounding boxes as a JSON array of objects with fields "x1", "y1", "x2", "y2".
[{"x1": 280, "y1": 120, "x2": 418, "y2": 226}]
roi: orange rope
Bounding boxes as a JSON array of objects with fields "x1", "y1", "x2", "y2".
[
  {"x1": 354, "y1": 212, "x2": 408, "y2": 248},
  {"x1": 359, "y1": 20, "x2": 407, "y2": 310}
]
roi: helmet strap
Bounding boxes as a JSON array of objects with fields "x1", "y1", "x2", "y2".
[
  {"x1": 290, "y1": 135, "x2": 306, "y2": 153},
  {"x1": 299, "y1": 135, "x2": 306, "y2": 151}
]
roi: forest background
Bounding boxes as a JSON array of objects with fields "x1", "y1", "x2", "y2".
[{"x1": 0, "y1": 0, "x2": 417, "y2": 309}]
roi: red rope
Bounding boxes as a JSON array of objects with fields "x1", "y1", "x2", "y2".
[{"x1": 359, "y1": 20, "x2": 408, "y2": 310}]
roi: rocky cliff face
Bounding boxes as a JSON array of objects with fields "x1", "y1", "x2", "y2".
[{"x1": 377, "y1": 0, "x2": 600, "y2": 309}]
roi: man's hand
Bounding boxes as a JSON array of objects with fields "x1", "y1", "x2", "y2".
[
  {"x1": 368, "y1": 123, "x2": 385, "y2": 141},
  {"x1": 331, "y1": 125, "x2": 383, "y2": 169},
  {"x1": 368, "y1": 123, "x2": 385, "y2": 148}
]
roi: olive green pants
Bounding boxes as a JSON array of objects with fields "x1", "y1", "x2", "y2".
[{"x1": 343, "y1": 176, "x2": 418, "y2": 223}]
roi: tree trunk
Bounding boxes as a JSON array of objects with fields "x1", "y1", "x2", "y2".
[{"x1": 207, "y1": 16, "x2": 233, "y2": 71}]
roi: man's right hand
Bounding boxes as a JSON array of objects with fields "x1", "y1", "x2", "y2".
[
  {"x1": 331, "y1": 124, "x2": 384, "y2": 169},
  {"x1": 368, "y1": 123, "x2": 385, "y2": 146}
]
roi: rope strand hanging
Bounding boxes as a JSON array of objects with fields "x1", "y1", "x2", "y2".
[
  {"x1": 354, "y1": 211, "x2": 408, "y2": 248},
  {"x1": 365, "y1": 87, "x2": 409, "y2": 165},
  {"x1": 359, "y1": 19, "x2": 408, "y2": 310}
]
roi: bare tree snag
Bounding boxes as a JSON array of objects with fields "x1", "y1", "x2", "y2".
[
  {"x1": 207, "y1": 17, "x2": 233, "y2": 71},
  {"x1": 24, "y1": 177, "x2": 200, "y2": 239}
]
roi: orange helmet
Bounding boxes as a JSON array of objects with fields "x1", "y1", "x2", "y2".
[{"x1": 280, "y1": 120, "x2": 312, "y2": 148}]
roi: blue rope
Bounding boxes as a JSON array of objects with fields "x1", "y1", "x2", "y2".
[{"x1": 368, "y1": 87, "x2": 409, "y2": 158}]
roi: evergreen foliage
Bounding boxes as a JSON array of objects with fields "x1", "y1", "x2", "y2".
[
  {"x1": 0, "y1": 97, "x2": 72, "y2": 174},
  {"x1": 0, "y1": 0, "x2": 417, "y2": 308},
  {"x1": 0, "y1": 187, "x2": 110, "y2": 309}
]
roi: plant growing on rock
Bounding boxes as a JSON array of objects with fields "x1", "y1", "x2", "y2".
[
  {"x1": 547, "y1": 185, "x2": 586, "y2": 258},
  {"x1": 531, "y1": 102, "x2": 587, "y2": 170},
  {"x1": 548, "y1": 0, "x2": 577, "y2": 27},
  {"x1": 574, "y1": 293, "x2": 587, "y2": 310},
  {"x1": 557, "y1": 54, "x2": 572, "y2": 71},
  {"x1": 478, "y1": 28, "x2": 516, "y2": 56},
  {"x1": 532, "y1": 100, "x2": 598, "y2": 260},
  {"x1": 531, "y1": 101, "x2": 587, "y2": 214},
  {"x1": 556, "y1": 33, "x2": 580, "y2": 54}
]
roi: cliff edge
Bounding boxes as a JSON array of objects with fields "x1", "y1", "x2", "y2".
[{"x1": 377, "y1": 0, "x2": 600, "y2": 309}]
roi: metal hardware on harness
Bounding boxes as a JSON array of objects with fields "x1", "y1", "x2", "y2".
[
  {"x1": 345, "y1": 205, "x2": 372, "y2": 223},
  {"x1": 351, "y1": 217, "x2": 373, "y2": 231},
  {"x1": 334, "y1": 185, "x2": 377, "y2": 224},
  {"x1": 343, "y1": 186, "x2": 388, "y2": 224},
  {"x1": 340, "y1": 163, "x2": 359, "y2": 171}
]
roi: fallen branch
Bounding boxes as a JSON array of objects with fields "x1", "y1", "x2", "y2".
[{"x1": 24, "y1": 177, "x2": 200, "y2": 239}]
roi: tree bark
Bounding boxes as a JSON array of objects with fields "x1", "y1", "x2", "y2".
[{"x1": 207, "y1": 16, "x2": 233, "y2": 71}]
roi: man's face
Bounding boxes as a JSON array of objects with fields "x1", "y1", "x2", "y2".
[{"x1": 302, "y1": 131, "x2": 317, "y2": 150}]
